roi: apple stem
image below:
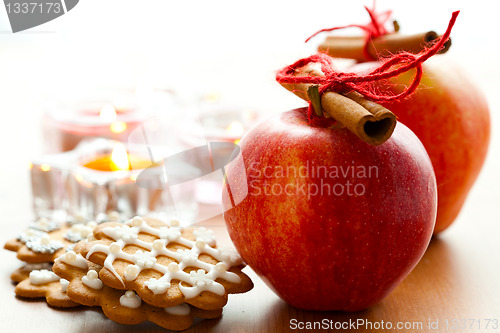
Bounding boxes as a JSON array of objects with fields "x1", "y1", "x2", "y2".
[{"x1": 307, "y1": 85, "x2": 323, "y2": 117}]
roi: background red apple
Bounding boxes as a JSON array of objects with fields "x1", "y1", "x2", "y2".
[
  {"x1": 358, "y1": 56, "x2": 490, "y2": 233},
  {"x1": 222, "y1": 108, "x2": 437, "y2": 311}
]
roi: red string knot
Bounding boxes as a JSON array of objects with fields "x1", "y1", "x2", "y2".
[{"x1": 277, "y1": 11, "x2": 459, "y2": 128}]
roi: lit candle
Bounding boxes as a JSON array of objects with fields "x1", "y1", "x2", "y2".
[
  {"x1": 83, "y1": 143, "x2": 154, "y2": 172},
  {"x1": 30, "y1": 139, "x2": 175, "y2": 223},
  {"x1": 225, "y1": 120, "x2": 245, "y2": 144},
  {"x1": 43, "y1": 94, "x2": 158, "y2": 153}
]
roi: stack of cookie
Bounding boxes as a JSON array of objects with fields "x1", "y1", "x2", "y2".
[
  {"x1": 5, "y1": 217, "x2": 98, "y2": 307},
  {"x1": 5, "y1": 216, "x2": 253, "y2": 331}
]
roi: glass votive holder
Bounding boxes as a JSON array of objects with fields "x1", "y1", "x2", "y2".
[
  {"x1": 30, "y1": 138, "x2": 197, "y2": 225},
  {"x1": 175, "y1": 97, "x2": 259, "y2": 220}
]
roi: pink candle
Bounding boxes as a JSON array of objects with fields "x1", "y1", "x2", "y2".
[{"x1": 44, "y1": 101, "x2": 154, "y2": 153}]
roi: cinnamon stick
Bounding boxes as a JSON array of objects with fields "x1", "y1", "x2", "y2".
[
  {"x1": 280, "y1": 81, "x2": 396, "y2": 146},
  {"x1": 318, "y1": 31, "x2": 451, "y2": 62}
]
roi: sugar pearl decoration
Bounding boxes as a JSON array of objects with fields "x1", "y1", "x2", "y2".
[
  {"x1": 130, "y1": 216, "x2": 144, "y2": 227},
  {"x1": 82, "y1": 269, "x2": 103, "y2": 289},
  {"x1": 195, "y1": 240, "x2": 205, "y2": 249},
  {"x1": 120, "y1": 290, "x2": 142, "y2": 309},
  {"x1": 109, "y1": 242, "x2": 121, "y2": 254},
  {"x1": 65, "y1": 251, "x2": 76, "y2": 263},
  {"x1": 124, "y1": 265, "x2": 140, "y2": 281},
  {"x1": 215, "y1": 262, "x2": 227, "y2": 273},
  {"x1": 152, "y1": 239, "x2": 164, "y2": 251},
  {"x1": 167, "y1": 262, "x2": 180, "y2": 272},
  {"x1": 87, "y1": 270, "x2": 98, "y2": 279}
]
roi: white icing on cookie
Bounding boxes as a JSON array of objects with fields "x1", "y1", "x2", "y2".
[
  {"x1": 180, "y1": 269, "x2": 224, "y2": 299},
  {"x1": 132, "y1": 250, "x2": 157, "y2": 268},
  {"x1": 29, "y1": 269, "x2": 60, "y2": 285},
  {"x1": 56, "y1": 250, "x2": 88, "y2": 270},
  {"x1": 145, "y1": 277, "x2": 171, "y2": 294},
  {"x1": 217, "y1": 246, "x2": 244, "y2": 266},
  {"x1": 30, "y1": 218, "x2": 61, "y2": 232},
  {"x1": 21, "y1": 262, "x2": 52, "y2": 271},
  {"x1": 106, "y1": 226, "x2": 138, "y2": 242},
  {"x1": 82, "y1": 270, "x2": 103, "y2": 289},
  {"x1": 17, "y1": 229, "x2": 46, "y2": 244},
  {"x1": 193, "y1": 227, "x2": 216, "y2": 247},
  {"x1": 164, "y1": 303, "x2": 190, "y2": 316},
  {"x1": 85, "y1": 218, "x2": 243, "y2": 298},
  {"x1": 158, "y1": 227, "x2": 181, "y2": 241},
  {"x1": 120, "y1": 290, "x2": 141, "y2": 308},
  {"x1": 25, "y1": 235, "x2": 64, "y2": 254},
  {"x1": 177, "y1": 249, "x2": 198, "y2": 265},
  {"x1": 60, "y1": 279, "x2": 69, "y2": 292},
  {"x1": 65, "y1": 222, "x2": 97, "y2": 242}
]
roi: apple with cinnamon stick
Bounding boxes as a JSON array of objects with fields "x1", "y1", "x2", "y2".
[
  {"x1": 223, "y1": 108, "x2": 437, "y2": 311},
  {"x1": 222, "y1": 10, "x2": 458, "y2": 312}
]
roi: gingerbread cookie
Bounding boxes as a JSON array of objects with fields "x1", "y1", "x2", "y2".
[
  {"x1": 14, "y1": 268, "x2": 79, "y2": 308},
  {"x1": 10, "y1": 262, "x2": 53, "y2": 283},
  {"x1": 74, "y1": 216, "x2": 253, "y2": 310},
  {"x1": 4, "y1": 219, "x2": 97, "y2": 263},
  {"x1": 53, "y1": 254, "x2": 222, "y2": 331}
]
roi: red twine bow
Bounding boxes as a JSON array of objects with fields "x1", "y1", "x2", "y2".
[
  {"x1": 305, "y1": 3, "x2": 394, "y2": 61},
  {"x1": 276, "y1": 11, "x2": 459, "y2": 127}
]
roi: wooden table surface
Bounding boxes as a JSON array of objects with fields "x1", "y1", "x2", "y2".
[
  {"x1": 1, "y1": 195, "x2": 499, "y2": 333},
  {"x1": 1, "y1": 2, "x2": 500, "y2": 332}
]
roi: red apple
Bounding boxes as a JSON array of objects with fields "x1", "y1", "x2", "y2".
[
  {"x1": 222, "y1": 108, "x2": 437, "y2": 311},
  {"x1": 353, "y1": 57, "x2": 490, "y2": 233}
]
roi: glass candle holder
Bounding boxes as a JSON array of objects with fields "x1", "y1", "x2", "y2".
[
  {"x1": 30, "y1": 138, "x2": 197, "y2": 224},
  {"x1": 175, "y1": 98, "x2": 259, "y2": 220}
]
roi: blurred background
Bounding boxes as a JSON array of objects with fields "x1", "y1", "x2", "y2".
[{"x1": 0, "y1": 0, "x2": 498, "y2": 224}]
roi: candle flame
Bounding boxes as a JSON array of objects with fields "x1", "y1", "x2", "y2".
[
  {"x1": 111, "y1": 143, "x2": 130, "y2": 171},
  {"x1": 40, "y1": 164, "x2": 51, "y2": 172},
  {"x1": 100, "y1": 105, "x2": 117, "y2": 122},
  {"x1": 226, "y1": 121, "x2": 244, "y2": 138},
  {"x1": 110, "y1": 121, "x2": 127, "y2": 133}
]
